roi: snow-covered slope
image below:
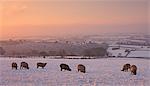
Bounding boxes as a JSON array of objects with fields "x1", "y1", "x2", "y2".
[
  {"x1": 127, "y1": 51, "x2": 150, "y2": 58},
  {"x1": 0, "y1": 58, "x2": 149, "y2": 86}
]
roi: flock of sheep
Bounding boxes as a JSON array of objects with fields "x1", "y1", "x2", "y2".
[
  {"x1": 12, "y1": 62, "x2": 137, "y2": 75},
  {"x1": 12, "y1": 62, "x2": 86, "y2": 73},
  {"x1": 121, "y1": 63, "x2": 137, "y2": 75}
]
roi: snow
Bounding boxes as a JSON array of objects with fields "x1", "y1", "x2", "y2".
[
  {"x1": 107, "y1": 49, "x2": 128, "y2": 57},
  {"x1": 127, "y1": 51, "x2": 150, "y2": 58},
  {"x1": 107, "y1": 45, "x2": 150, "y2": 58},
  {"x1": 0, "y1": 58, "x2": 150, "y2": 86},
  {"x1": 109, "y1": 45, "x2": 150, "y2": 51},
  {"x1": 108, "y1": 49, "x2": 150, "y2": 58}
]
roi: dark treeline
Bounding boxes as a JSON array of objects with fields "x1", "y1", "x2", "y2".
[
  {"x1": 0, "y1": 47, "x2": 108, "y2": 58},
  {"x1": 0, "y1": 40, "x2": 109, "y2": 58}
]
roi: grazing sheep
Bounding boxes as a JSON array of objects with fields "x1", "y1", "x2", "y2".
[
  {"x1": 20, "y1": 62, "x2": 29, "y2": 69},
  {"x1": 130, "y1": 65, "x2": 137, "y2": 75},
  {"x1": 121, "y1": 63, "x2": 131, "y2": 72},
  {"x1": 60, "y1": 63, "x2": 71, "y2": 71},
  {"x1": 37, "y1": 62, "x2": 47, "y2": 69},
  {"x1": 77, "y1": 64, "x2": 86, "y2": 73},
  {"x1": 12, "y1": 62, "x2": 17, "y2": 70}
]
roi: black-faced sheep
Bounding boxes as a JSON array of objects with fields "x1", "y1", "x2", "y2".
[
  {"x1": 37, "y1": 62, "x2": 47, "y2": 69},
  {"x1": 60, "y1": 63, "x2": 71, "y2": 71},
  {"x1": 12, "y1": 62, "x2": 17, "y2": 70},
  {"x1": 77, "y1": 64, "x2": 86, "y2": 73},
  {"x1": 121, "y1": 63, "x2": 131, "y2": 72},
  {"x1": 20, "y1": 62, "x2": 29, "y2": 69}
]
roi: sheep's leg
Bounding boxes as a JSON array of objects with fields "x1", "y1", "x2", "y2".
[{"x1": 133, "y1": 71, "x2": 136, "y2": 75}]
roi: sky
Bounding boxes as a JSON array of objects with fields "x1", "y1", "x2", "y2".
[{"x1": 0, "y1": 0, "x2": 149, "y2": 39}]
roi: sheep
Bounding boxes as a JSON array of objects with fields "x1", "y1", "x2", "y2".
[
  {"x1": 77, "y1": 64, "x2": 86, "y2": 73},
  {"x1": 121, "y1": 63, "x2": 131, "y2": 72},
  {"x1": 37, "y1": 62, "x2": 47, "y2": 69},
  {"x1": 130, "y1": 65, "x2": 137, "y2": 75},
  {"x1": 12, "y1": 62, "x2": 17, "y2": 70},
  {"x1": 60, "y1": 63, "x2": 71, "y2": 71},
  {"x1": 20, "y1": 62, "x2": 29, "y2": 69}
]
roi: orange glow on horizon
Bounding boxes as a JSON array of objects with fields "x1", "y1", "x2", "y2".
[{"x1": 0, "y1": 0, "x2": 148, "y2": 39}]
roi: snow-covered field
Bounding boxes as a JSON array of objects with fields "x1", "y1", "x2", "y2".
[{"x1": 0, "y1": 58, "x2": 149, "y2": 86}]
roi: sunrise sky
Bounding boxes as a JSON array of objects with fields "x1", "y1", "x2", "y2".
[{"x1": 0, "y1": 0, "x2": 149, "y2": 39}]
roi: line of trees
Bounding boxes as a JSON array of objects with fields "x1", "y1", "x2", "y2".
[
  {"x1": 0, "y1": 47, "x2": 108, "y2": 58},
  {"x1": 83, "y1": 47, "x2": 107, "y2": 57}
]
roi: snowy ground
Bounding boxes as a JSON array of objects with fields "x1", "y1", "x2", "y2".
[{"x1": 0, "y1": 58, "x2": 150, "y2": 86}]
